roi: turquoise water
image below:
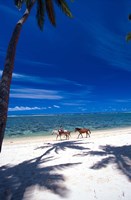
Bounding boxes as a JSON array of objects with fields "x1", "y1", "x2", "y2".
[{"x1": 5, "y1": 112, "x2": 131, "y2": 138}]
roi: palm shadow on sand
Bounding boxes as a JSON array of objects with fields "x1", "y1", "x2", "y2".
[
  {"x1": 74, "y1": 144, "x2": 131, "y2": 181},
  {"x1": 0, "y1": 140, "x2": 93, "y2": 199},
  {"x1": 35, "y1": 140, "x2": 91, "y2": 156},
  {"x1": 0, "y1": 145, "x2": 82, "y2": 200}
]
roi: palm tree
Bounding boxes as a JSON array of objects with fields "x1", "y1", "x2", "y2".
[{"x1": 0, "y1": 0, "x2": 73, "y2": 152}]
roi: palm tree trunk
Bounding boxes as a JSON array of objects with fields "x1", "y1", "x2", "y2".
[{"x1": 0, "y1": 2, "x2": 35, "y2": 152}]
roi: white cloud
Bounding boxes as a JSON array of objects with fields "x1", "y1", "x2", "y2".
[
  {"x1": 10, "y1": 88, "x2": 63, "y2": 100},
  {"x1": 12, "y1": 72, "x2": 46, "y2": 83},
  {"x1": 53, "y1": 105, "x2": 60, "y2": 108},
  {"x1": 0, "y1": 70, "x2": 90, "y2": 88},
  {"x1": 8, "y1": 106, "x2": 47, "y2": 111},
  {"x1": 0, "y1": 70, "x2": 45, "y2": 84},
  {"x1": 9, "y1": 105, "x2": 61, "y2": 112},
  {"x1": 12, "y1": 73, "x2": 27, "y2": 79},
  {"x1": 0, "y1": 70, "x2": 30, "y2": 79}
]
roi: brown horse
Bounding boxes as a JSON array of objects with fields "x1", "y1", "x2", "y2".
[
  {"x1": 52, "y1": 130, "x2": 71, "y2": 140},
  {"x1": 75, "y1": 128, "x2": 91, "y2": 138}
]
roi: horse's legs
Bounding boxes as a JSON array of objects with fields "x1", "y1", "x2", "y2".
[
  {"x1": 56, "y1": 134, "x2": 58, "y2": 140},
  {"x1": 88, "y1": 131, "x2": 90, "y2": 137},
  {"x1": 86, "y1": 131, "x2": 90, "y2": 138},
  {"x1": 78, "y1": 133, "x2": 83, "y2": 138}
]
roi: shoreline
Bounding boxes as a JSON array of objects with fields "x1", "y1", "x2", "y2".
[
  {"x1": 1, "y1": 126, "x2": 131, "y2": 200},
  {"x1": 3, "y1": 126, "x2": 131, "y2": 145}
]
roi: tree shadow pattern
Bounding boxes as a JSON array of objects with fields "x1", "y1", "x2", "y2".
[
  {"x1": 75, "y1": 144, "x2": 131, "y2": 181},
  {"x1": 0, "y1": 140, "x2": 89, "y2": 200},
  {"x1": 0, "y1": 156, "x2": 81, "y2": 200},
  {"x1": 35, "y1": 140, "x2": 91, "y2": 156}
]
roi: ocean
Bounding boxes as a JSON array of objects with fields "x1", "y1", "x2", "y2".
[{"x1": 5, "y1": 112, "x2": 131, "y2": 139}]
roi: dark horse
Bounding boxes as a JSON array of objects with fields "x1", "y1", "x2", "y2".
[{"x1": 75, "y1": 128, "x2": 91, "y2": 138}]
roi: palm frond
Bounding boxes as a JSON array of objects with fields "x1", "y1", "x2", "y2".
[
  {"x1": 126, "y1": 32, "x2": 131, "y2": 42},
  {"x1": 45, "y1": 0, "x2": 56, "y2": 26},
  {"x1": 14, "y1": 0, "x2": 24, "y2": 9},
  {"x1": 14, "y1": 0, "x2": 32, "y2": 9},
  {"x1": 36, "y1": 0, "x2": 45, "y2": 30},
  {"x1": 55, "y1": 0, "x2": 73, "y2": 18}
]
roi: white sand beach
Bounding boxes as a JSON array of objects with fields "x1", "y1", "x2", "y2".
[{"x1": 0, "y1": 127, "x2": 131, "y2": 200}]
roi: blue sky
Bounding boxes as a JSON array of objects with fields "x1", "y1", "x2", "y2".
[{"x1": 1, "y1": 0, "x2": 131, "y2": 115}]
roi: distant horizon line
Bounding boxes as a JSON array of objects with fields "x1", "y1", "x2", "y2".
[{"x1": 7, "y1": 111, "x2": 131, "y2": 117}]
